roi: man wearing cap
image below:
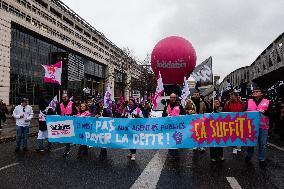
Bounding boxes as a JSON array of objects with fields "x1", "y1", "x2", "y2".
[
  {"x1": 56, "y1": 93, "x2": 77, "y2": 157},
  {"x1": 13, "y1": 98, "x2": 34, "y2": 152},
  {"x1": 245, "y1": 87, "x2": 272, "y2": 167}
]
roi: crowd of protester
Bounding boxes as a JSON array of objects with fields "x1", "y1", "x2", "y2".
[{"x1": 0, "y1": 82, "x2": 282, "y2": 167}]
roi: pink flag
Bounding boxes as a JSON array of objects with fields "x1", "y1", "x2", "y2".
[
  {"x1": 153, "y1": 71, "x2": 164, "y2": 108},
  {"x1": 42, "y1": 61, "x2": 62, "y2": 85}
]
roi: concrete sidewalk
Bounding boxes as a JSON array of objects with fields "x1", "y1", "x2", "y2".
[{"x1": 0, "y1": 117, "x2": 38, "y2": 144}]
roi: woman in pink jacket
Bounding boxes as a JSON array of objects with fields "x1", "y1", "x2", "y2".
[{"x1": 77, "y1": 103, "x2": 91, "y2": 158}]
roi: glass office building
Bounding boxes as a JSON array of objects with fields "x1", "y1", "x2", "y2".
[{"x1": 10, "y1": 25, "x2": 106, "y2": 105}]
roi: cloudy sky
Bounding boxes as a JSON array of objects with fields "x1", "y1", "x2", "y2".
[{"x1": 61, "y1": 0, "x2": 284, "y2": 80}]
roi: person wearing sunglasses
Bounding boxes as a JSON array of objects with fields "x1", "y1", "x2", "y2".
[
  {"x1": 13, "y1": 98, "x2": 34, "y2": 152},
  {"x1": 246, "y1": 87, "x2": 272, "y2": 167}
]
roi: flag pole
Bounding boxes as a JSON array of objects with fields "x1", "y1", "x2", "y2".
[
  {"x1": 212, "y1": 74, "x2": 215, "y2": 112},
  {"x1": 58, "y1": 89, "x2": 60, "y2": 102}
]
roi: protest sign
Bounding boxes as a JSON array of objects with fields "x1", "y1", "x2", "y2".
[{"x1": 47, "y1": 112, "x2": 260, "y2": 149}]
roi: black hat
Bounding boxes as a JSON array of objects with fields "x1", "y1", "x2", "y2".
[
  {"x1": 214, "y1": 97, "x2": 220, "y2": 101},
  {"x1": 253, "y1": 86, "x2": 264, "y2": 93},
  {"x1": 129, "y1": 97, "x2": 135, "y2": 102},
  {"x1": 229, "y1": 90, "x2": 238, "y2": 96},
  {"x1": 193, "y1": 89, "x2": 200, "y2": 94},
  {"x1": 21, "y1": 98, "x2": 29, "y2": 103}
]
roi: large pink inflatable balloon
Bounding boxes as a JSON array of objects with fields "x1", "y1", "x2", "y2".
[{"x1": 151, "y1": 36, "x2": 197, "y2": 85}]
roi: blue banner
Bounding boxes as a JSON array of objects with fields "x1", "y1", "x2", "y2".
[{"x1": 46, "y1": 112, "x2": 260, "y2": 149}]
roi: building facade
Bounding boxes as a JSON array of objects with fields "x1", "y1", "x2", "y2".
[
  {"x1": 220, "y1": 33, "x2": 284, "y2": 91},
  {"x1": 0, "y1": 0, "x2": 141, "y2": 105}
]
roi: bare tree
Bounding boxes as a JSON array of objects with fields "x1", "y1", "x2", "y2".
[{"x1": 130, "y1": 53, "x2": 156, "y2": 96}]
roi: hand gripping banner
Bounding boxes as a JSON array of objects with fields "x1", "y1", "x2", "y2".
[{"x1": 46, "y1": 112, "x2": 260, "y2": 149}]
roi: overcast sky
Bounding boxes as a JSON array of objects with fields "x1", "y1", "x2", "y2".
[{"x1": 61, "y1": 0, "x2": 284, "y2": 80}]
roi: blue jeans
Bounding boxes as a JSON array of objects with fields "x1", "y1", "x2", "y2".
[
  {"x1": 16, "y1": 126, "x2": 29, "y2": 148},
  {"x1": 246, "y1": 128, "x2": 268, "y2": 161},
  {"x1": 37, "y1": 139, "x2": 44, "y2": 149}
]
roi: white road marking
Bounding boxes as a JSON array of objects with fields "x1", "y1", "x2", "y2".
[
  {"x1": 0, "y1": 163, "x2": 19, "y2": 171},
  {"x1": 226, "y1": 177, "x2": 242, "y2": 189},
  {"x1": 268, "y1": 142, "x2": 284, "y2": 152},
  {"x1": 52, "y1": 144, "x2": 75, "y2": 152},
  {"x1": 130, "y1": 150, "x2": 167, "y2": 189},
  {"x1": 52, "y1": 146, "x2": 66, "y2": 152}
]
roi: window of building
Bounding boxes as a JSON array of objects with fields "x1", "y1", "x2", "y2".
[
  {"x1": 20, "y1": 0, "x2": 27, "y2": 7},
  {"x1": 63, "y1": 16, "x2": 74, "y2": 27},
  {"x1": 2, "y1": 1, "x2": 8, "y2": 11},
  {"x1": 84, "y1": 31, "x2": 91, "y2": 38},
  {"x1": 277, "y1": 51, "x2": 282, "y2": 63},
  {"x1": 268, "y1": 54, "x2": 273, "y2": 67},
  {"x1": 75, "y1": 25, "x2": 83, "y2": 32},
  {"x1": 26, "y1": 15, "x2": 31, "y2": 22},
  {"x1": 50, "y1": 7, "x2": 62, "y2": 19},
  {"x1": 34, "y1": 0, "x2": 48, "y2": 9}
]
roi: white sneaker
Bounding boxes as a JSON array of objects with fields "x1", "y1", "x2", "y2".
[
  {"x1": 232, "y1": 148, "x2": 238, "y2": 154},
  {"x1": 131, "y1": 154, "x2": 136, "y2": 161},
  {"x1": 200, "y1": 147, "x2": 206, "y2": 152},
  {"x1": 237, "y1": 147, "x2": 242, "y2": 152}
]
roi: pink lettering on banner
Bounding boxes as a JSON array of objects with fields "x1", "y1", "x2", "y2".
[
  {"x1": 48, "y1": 120, "x2": 75, "y2": 138},
  {"x1": 190, "y1": 113, "x2": 256, "y2": 145}
]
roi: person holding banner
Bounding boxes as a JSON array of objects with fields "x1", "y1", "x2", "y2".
[
  {"x1": 185, "y1": 98, "x2": 196, "y2": 115},
  {"x1": 36, "y1": 99, "x2": 53, "y2": 152},
  {"x1": 94, "y1": 98, "x2": 113, "y2": 160},
  {"x1": 56, "y1": 93, "x2": 77, "y2": 157},
  {"x1": 122, "y1": 97, "x2": 143, "y2": 161},
  {"x1": 115, "y1": 96, "x2": 125, "y2": 118},
  {"x1": 142, "y1": 101, "x2": 152, "y2": 118},
  {"x1": 162, "y1": 93, "x2": 185, "y2": 159},
  {"x1": 224, "y1": 91, "x2": 246, "y2": 155},
  {"x1": 210, "y1": 98, "x2": 224, "y2": 162},
  {"x1": 76, "y1": 102, "x2": 91, "y2": 158},
  {"x1": 246, "y1": 87, "x2": 272, "y2": 167},
  {"x1": 191, "y1": 90, "x2": 207, "y2": 152}
]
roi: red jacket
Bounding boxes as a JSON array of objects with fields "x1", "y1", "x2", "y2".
[{"x1": 224, "y1": 100, "x2": 245, "y2": 112}]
